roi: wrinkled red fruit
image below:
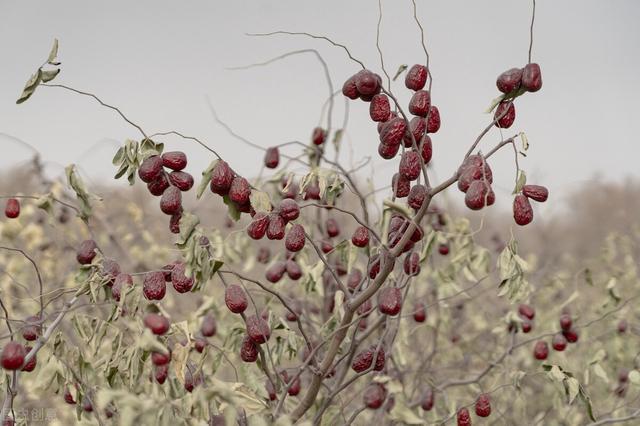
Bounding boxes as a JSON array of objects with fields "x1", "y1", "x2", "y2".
[
  {"x1": 264, "y1": 147, "x2": 280, "y2": 169},
  {"x1": 399, "y1": 151, "x2": 421, "y2": 182},
  {"x1": 247, "y1": 213, "x2": 269, "y2": 240},
  {"x1": 379, "y1": 117, "x2": 407, "y2": 147},
  {"x1": 523, "y1": 185, "x2": 549, "y2": 202},
  {"x1": 405, "y1": 116, "x2": 426, "y2": 148},
  {"x1": 312, "y1": 127, "x2": 327, "y2": 146},
  {"x1": 368, "y1": 255, "x2": 381, "y2": 279},
  {"x1": 246, "y1": 315, "x2": 271, "y2": 344},
  {"x1": 321, "y1": 240, "x2": 333, "y2": 254},
  {"x1": 1, "y1": 342, "x2": 26, "y2": 370},
  {"x1": 229, "y1": 176, "x2": 251, "y2": 205},
  {"x1": 438, "y1": 243, "x2": 449, "y2": 255},
  {"x1": 522, "y1": 320, "x2": 533, "y2": 333},
  {"x1": 169, "y1": 210, "x2": 182, "y2": 234},
  {"x1": 421, "y1": 387, "x2": 434, "y2": 411},
  {"x1": 342, "y1": 75, "x2": 359, "y2": 100},
  {"x1": 409, "y1": 90, "x2": 431, "y2": 117},
  {"x1": 201, "y1": 314, "x2": 217, "y2": 337},
  {"x1": 151, "y1": 350, "x2": 171, "y2": 366},
  {"x1": 20, "y1": 348, "x2": 36, "y2": 372},
  {"x1": 169, "y1": 171, "x2": 194, "y2": 192},
  {"x1": 457, "y1": 155, "x2": 493, "y2": 193},
  {"x1": 563, "y1": 328, "x2": 579, "y2": 343},
  {"x1": 112, "y1": 273, "x2": 133, "y2": 302},
  {"x1": 148, "y1": 173, "x2": 170, "y2": 196},
  {"x1": 210, "y1": 160, "x2": 234, "y2": 196},
  {"x1": 355, "y1": 70, "x2": 380, "y2": 96},
  {"x1": 22, "y1": 315, "x2": 41, "y2": 341},
  {"x1": 522, "y1": 63, "x2": 543, "y2": 92},
  {"x1": 162, "y1": 151, "x2": 187, "y2": 171},
  {"x1": 304, "y1": 183, "x2": 321, "y2": 200},
  {"x1": 405, "y1": 64, "x2": 428, "y2": 91},
  {"x1": 413, "y1": 302, "x2": 427, "y2": 323},
  {"x1": 155, "y1": 364, "x2": 168, "y2": 384},
  {"x1": 143, "y1": 271, "x2": 166, "y2": 300},
  {"x1": 171, "y1": 263, "x2": 194, "y2": 293},
  {"x1": 144, "y1": 313, "x2": 170, "y2": 335},
  {"x1": 378, "y1": 287, "x2": 402, "y2": 316},
  {"x1": 552, "y1": 333, "x2": 567, "y2": 351},
  {"x1": 194, "y1": 338, "x2": 206, "y2": 353},
  {"x1": 363, "y1": 383, "x2": 387, "y2": 409},
  {"x1": 267, "y1": 215, "x2": 286, "y2": 240},
  {"x1": 457, "y1": 407, "x2": 471, "y2": 426},
  {"x1": 351, "y1": 226, "x2": 370, "y2": 247},
  {"x1": 266, "y1": 261, "x2": 286, "y2": 283},
  {"x1": 325, "y1": 218, "x2": 340, "y2": 238},
  {"x1": 76, "y1": 239, "x2": 98, "y2": 265},
  {"x1": 225, "y1": 285, "x2": 248, "y2": 313},
  {"x1": 351, "y1": 345, "x2": 385, "y2": 372},
  {"x1": 279, "y1": 199, "x2": 300, "y2": 222},
  {"x1": 4, "y1": 199, "x2": 20, "y2": 219},
  {"x1": 348, "y1": 268, "x2": 363, "y2": 291},
  {"x1": 496, "y1": 67, "x2": 523, "y2": 94},
  {"x1": 518, "y1": 304, "x2": 535, "y2": 320},
  {"x1": 286, "y1": 260, "x2": 302, "y2": 280},
  {"x1": 420, "y1": 136, "x2": 433, "y2": 164},
  {"x1": 240, "y1": 335, "x2": 258, "y2": 362},
  {"x1": 533, "y1": 340, "x2": 549, "y2": 360},
  {"x1": 495, "y1": 101, "x2": 516, "y2": 128},
  {"x1": 408, "y1": 184, "x2": 428, "y2": 210},
  {"x1": 475, "y1": 394, "x2": 491, "y2": 417},
  {"x1": 160, "y1": 186, "x2": 182, "y2": 215},
  {"x1": 370, "y1": 94, "x2": 390, "y2": 122},
  {"x1": 426, "y1": 106, "x2": 440, "y2": 133},
  {"x1": 404, "y1": 252, "x2": 420, "y2": 276},
  {"x1": 559, "y1": 313, "x2": 572, "y2": 331},
  {"x1": 138, "y1": 155, "x2": 163, "y2": 183},
  {"x1": 378, "y1": 142, "x2": 400, "y2": 160},
  {"x1": 285, "y1": 224, "x2": 306, "y2": 252},
  {"x1": 465, "y1": 180, "x2": 494, "y2": 210},
  {"x1": 102, "y1": 259, "x2": 121, "y2": 285},
  {"x1": 513, "y1": 194, "x2": 534, "y2": 226}
]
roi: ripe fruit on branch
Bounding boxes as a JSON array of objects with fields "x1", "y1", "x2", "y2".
[
  {"x1": 368, "y1": 255, "x2": 381, "y2": 279},
  {"x1": 264, "y1": 147, "x2": 280, "y2": 169},
  {"x1": 151, "y1": 350, "x2": 171, "y2": 366},
  {"x1": 413, "y1": 302, "x2": 427, "y2": 322},
  {"x1": 559, "y1": 313, "x2": 572, "y2": 331},
  {"x1": 380, "y1": 117, "x2": 407, "y2": 147},
  {"x1": 438, "y1": 243, "x2": 449, "y2": 255},
  {"x1": 21, "y1": 349, "x2": 36, "y2": 370},
  {"x1": 285, "y1": 224, "x2": 306, "y2": 252},
  {"x1": 112, "y1": 273, "x2": 133, "y2": 302},
  {"x1": 403, "y1": 252, "x2": 420, "y2": 276},
  {"x1": 1, "y1": 342, "x2": 26, "y2": 370},
  {"x1": 194, "y1": 338, "x2": 206, "y2": 353},
  {"x1": 161, "y1": 151, "x2": 187, "y2": 171},
  {"x1": 171, "y1": 263, "x2": 194, "y2": 293},
  {"x1": 351, "y1": 345, "x2": 385, "y2": 372},
  {"x1": 143, "y1": 313, "x2": 170, "y2": 335},
  {"x1": 279, "y1": 199, "x2": 300, "y2": 222},
  {"x1": 522, "y1": 320, "x2": 533, "y2": 333},
  {"x1": 426, "y1": 106, "x2": 441, "y2": 133},
  {"x1": 370, "y1": 94, "x2": 391, "y2": 122},
  {"x1": 552, "y1": 333, "x2": 567, "y2": 351},
  {"x1": 63, "y1": 387, "x2": 76, "y2": 404},
  {"x1": 286, "y1": 260, "x2": 302, "y2": 280},
  {"x1": 169, "y1": 210, "x2": 182, "y2": 234},
  {"x1": 405, "y1": 116, "x2": 426, "y2": 148},
  {"x1": 475, "y1": 393, "x2": 491, "y2": 417},
  {"x1": 378, "y1": 287, "x2": 402, "y2": 316},
  {"x1": 321, "y1": 240, "x2": 333, "y2": 254},
  {"x1": 143, "y1": 271, "x2": 167, "y2": 300},
  {"x1": 457, "y1": 407, "x2": 471, "y2": 426},
  {"x1": 4, "y1": 198, "x2": 20, "y2": 219},
  {"x1": 405, "y1": 64, "x2": 428, "y2": 91},
  {"x1": 247, "y1": 213, "x2": 269, "y2": 240},
  {"x1": 155, "y1": 364, "x2": 168, "y2": 384},
  {"x1": 246, "y1": 315, "x2": 271, "y2": 344},
  {"x1": 355, "y1": 70, "x2": 381, "y2": 96},
  {"x1": 311, "y1": 127, "x2": 327, "y2": 145},
  {"x1": 518, "y1": 304, "x2": 535, "y2": 320},
  {"x1": 496, "y1": 67, "x2": 523, "y2": 94},
  {"x1": 342, "y1": 76, "x2": 359, "y2": 100},
  {"x1": 326, "y1": 218, "x2": 340, "y2": 238},
  {"x1": 495, "y1": 101, "x2": 516, "y2": 128},
  {"x1": 148, "y1": 173, "x2": 170, "y2": 196},
  {"x1": 201, "y1": 314, "x2": 217, "y2": 336},
  {"x1": 457, "y1": 155, "x2": 493, "y2": 193},
  {"x1": 563, "y1": 328, "x2": 579, "y2": 343},
  {"x1": 240, "y1": 335, "x2": 258, "y2": 362},
  {"x1": 363, "y1": 383, "x2": 387, "y2": 409},
  {"x1": 513, "y1": 194, "x2": 534, "y2": 226},
  {"x1": 303, "y1": 183, "x2": 321, "y2": 200},
  {"x1": 267, "y1": 215, "x2": 286, "y2": 240},
  {"x1": 22, "y1": 315, "x2": 41, "y2": 341},
  {"x1": 357, "y1": 299, "x2": 373, "y2": 317},
  {"x1": 102, "y1": 259, "x2": 121, "y2": 285},
  {"x1": 168, "y1": 171, "x2": 194, "y2": 191},
  {"x1": 160, "y1": 186, "x2": 182, "y2": 215},
  {"x1": 533, "y1": 340, "x2": 549, "y2": 360},
  {"x1": 138, "y1": 155, "x2": 163, "y2": 183},
  {"x1": 210, "y1": 160, "x2": 234, "y2": 196},
  {"x1": 378, "y1": 142, "x2": 400, "y2": 160},
  {"x1": 409, "y1": 90, "x2": 431, "y2": 117},
  {"x1": 352, "y1": 226, "x2": 370, "y2": 248},
  {"x1": 266, "y1": 261, "x2": 286, "y2": 283},
  {"x1": 76, "y1": 239, "x2": 98, "y2": 265},
  {"x1": 224, "y1": 284, "x2": 249, "y2": 314},
  {"x1": 421, "y1": 388, "x2": 434, "y2": 411},
  {"x1": 399, "y1": 151, "x2": 422, "y2": 181},
  {"x1": 82, "y1": 396, "x2": 93, "y2": 412},
  {"x1": 408, "y1": 184, "x2": 428, "y2": 210},
  {"x1": 465, "y1": 180, "x2": 494, "y2": 210},
  {"x1": 229, "y1": 176, "x2": 251, "y2": 205},
  {"x1": 522, "y1": 63, "x2": 543, "y2": 92},
  {"x1": 523, "y1": 185, "x2": 549, "y2": 202}
]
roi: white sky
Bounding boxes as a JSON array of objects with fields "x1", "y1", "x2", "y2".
[{"x1": 1, "y1": 0, "x2": 639, "y2": 217}]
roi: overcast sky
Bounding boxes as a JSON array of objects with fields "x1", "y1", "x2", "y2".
[{"x1": 1, "y1": 1, "x2": 639, "y2": 217}]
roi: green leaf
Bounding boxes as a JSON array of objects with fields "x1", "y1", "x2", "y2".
[
  {"x1": 112, "y1": 147, "x2": 125, "y2": 166},
  {"x1": 249, "y1": 190, "x2": 272, "y2": 213},
  {"x1": 513, "y1": 170, "x2": 527, "y2": 194},
  {"x1": 520, "y1": 132, "x2": 529, "y2": 151},
  {"x1": 47, "y1": 38, "x2": 59, "y2": 64},
  {"x1": 196, "y1": 160, "x2": 219, "y2": 199},
  {"x1": 392, "y1": 64, "x2": 408, "y2": 81},
  {"x1": 65, "y1": 164, "x2": 101, "y2": 221},
  {"x1": 223, "y1": 195, "x2": 240, "y2": 221},
  {"x1": 41, "y1": 68, "x2": 60, "y2": 83},
  {"x1": 16, "y1": 69, "x2": 42, "y2": 104}
]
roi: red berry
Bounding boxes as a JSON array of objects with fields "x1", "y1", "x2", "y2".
[
  {"x1": 143, "y1": 271, "x2": 166, "y2": 300},
  {"x1": 224, "y1": 284, "x2": 247, "y2": 313},
  {"x1": 194, "y1": 338, "x2": 206, "y2": 353},
  {"x1": 264, "y1": 147, "x2": 280, "y2": 169},
  {"x1": 421, "y1": 387, "x2": 434, "y2": 411},
  {"x1": 22, "y1": 315, "x2": 41, "y2": 341},
  {"x1": 4, "y1": 199, "x2": 20, "y2": 219},
  {"x1": 457, "y1": 155, "x2": 493, "y2": 193},
  {"x1": 426, "y1": 106, "x2": 440, "y2": 133},
  {"x1": 169, "y1": 209, "x2": 182, "y2": 234},
  {"x1": 76, "y1": 239, "x2": 98, "y2": 265},
  {"x1": 513, "y1": 194, "x2": 534, "y2": 226},
  {"x1": 279, "y1": 199, "x2": 300, "y2": 222},
  {"x1": 63, "y1": 387, "x2": 76, "y2": 404},
  {"x1": 229, "y1": 176, "x2": 251, "y2": 205},
  {"x1": 457, "y1": 407, "x2": 471, "y2": 426},
  {"x1": 378, "y1": 287, "x2": 402, "y2": 316},
  {"x1": 409, "y1": 90, "x2": 431, "y2": 117},
  {"x1": 552, "y1": 333, "x2": 567, "y2": 351},
  {"x1": 168, "y1": 171, "x2": 194, "y2": 191},
  {"x1": 399, "y1": 151, "x2": 421, "y2": 181},
  {"x1": 420, "y1": 135, "x2": 433, "y2": 164},
  {"x1": 405, "y1": 116, "x2": 426, "y2": 148},
  {"x1": 1, "y1": 342, "x2": 25, "y2": 370},
  {"x1": 171, "y1": 262, "x2": 194, "y2": 293},
  {"x1": 326, "y1": 218, "x2": 340, "y2": 238},
  {"x1": 563, "y1": 328, "x2": 579, "y2": 343},
  {"x1": 405, "y1": 64, "x2": 428, "y2": 91},
  {"x1": 312, "y1": 127, "x2": 327, "y2": 145},
  {"x1": 533, "y1": 340, "x2": 549, "y2": 360},
  {"x1": 160, "y1": 186, "x2": 182, "y2": 215},
  {"x1": 363, "y1": 383, "x2": 387, "y2": 409},
  {"x1": 201, "y1": 314, "x2": 217, "y2": 336},
  {"x1": 82, "y1": 396, "x2": 93, "y2": 412},
  {"x1": 147, "y1": 173, "x2": 170, "y2": 196},
  {"x1": 496, "y1": 67, "x2": 523, "y2": 94},
  {"x1": 369, "y1": 94, "x2": 391, "y2": 122},
  {"x1": 112, "y1": 273, "x2": 133, "y2": 302},
  {"x1": 355, "y1": 70, "x2": 380, "y2": 96},
  {"x1": 246, "y1": 315, "x2": 271, "y2": 344},
  {"x1": 210, "y1": 160, "x2": 234, "y2": 196},
  {"x1": 368, "y1": 255, "x2": 381, "y2": 279},
  {"x1": 351, "y1": 345, "x2": 385, "y2": 372},
  {"x1": 408, "y1": 184, "x2": 428, "y2": 210},
  {"x1": 348, "y1": 268, "x2": 363, "y2": 291},
  {"x1": 475, "y1": 393, "x2": 491, "y2": 417},
  {"x1": 465, "y1": 180, "x2": 493, "y2": 210},
  {"x1": 286, "y1": 260, "x2": 302, "y2": 280},
  {"x1": 155, "y1": 364, "x2": 169, "y2": 384},
  {"x1": 303, "y1": 183, "x2": 321, "y2": 200},
  {"x1": 403, "y1": 252, "x2": 420, "y2": 276},
  {"x1": 438, "y1": 243, "x2": 449, "y2": 255},
  {"x1": 378, "y1": 142, "x2": 400, "y2": 160},
  {"x1": 285, "y1": 224, "x2": 306, "y2": 252},
  {"x1": 342, "y1": 75, "x2": 359, "y2": 100},
  {"x1": 522, "y1": 63, "x2": 543, "y2": 92},
  {"x1": 151, "y1": 350, "x2": 171, "y2": 366},
  {"x1": 266, "y1": 261, "x2": 286, "y2": 283},
  {"x1": 379, "y1": 117, "x2": 407, "y2": 147},
  {"x1": 240, "y1": 335, "x2": 258, "y2": 362},
  {"x1": 351, "y1": 226, "x2": 370, "y2": 247},
  {"x1": 357, "y1": 299, "x2": 373, "y2": 317},
  {"x1": 559, "y1": 313, "x2": 572, "y2": 331},
  {"x1": 321, "y1": 240, "x2": 334, "y2": 254},
  {"x1": 522, "y1": 320, "x2": 533, "y2": 333},
  {"x1": 618, "y1": 319, "x2": 628, "y2": 333},
  {"x1": 143, "y1": 313, "x2": 170, "y2": 335},
  {"x1": 247, "y1": 212, "x2": 269, "y2": 240},
  {"x1": 518, "y1": 304, "x2": 535, "y2": 320},
  {"x1": 267, "y1": 215, "x2": 286, "y2": 240},
  {"x1": 161, "y1": 151, "x2": 187, "y2": 171},
  {"x1": 495, "y1": 101, "x2": 516, "y2": 128},
  {"x1": 522, "y1": 185, "x2": 549, "y2": 202},
  {"x1": 138, "y1": 155, "x2": 163, "y2": 183},
  {"x1": 413, "y1": 302, "x2": 427, "y2": 322}
]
